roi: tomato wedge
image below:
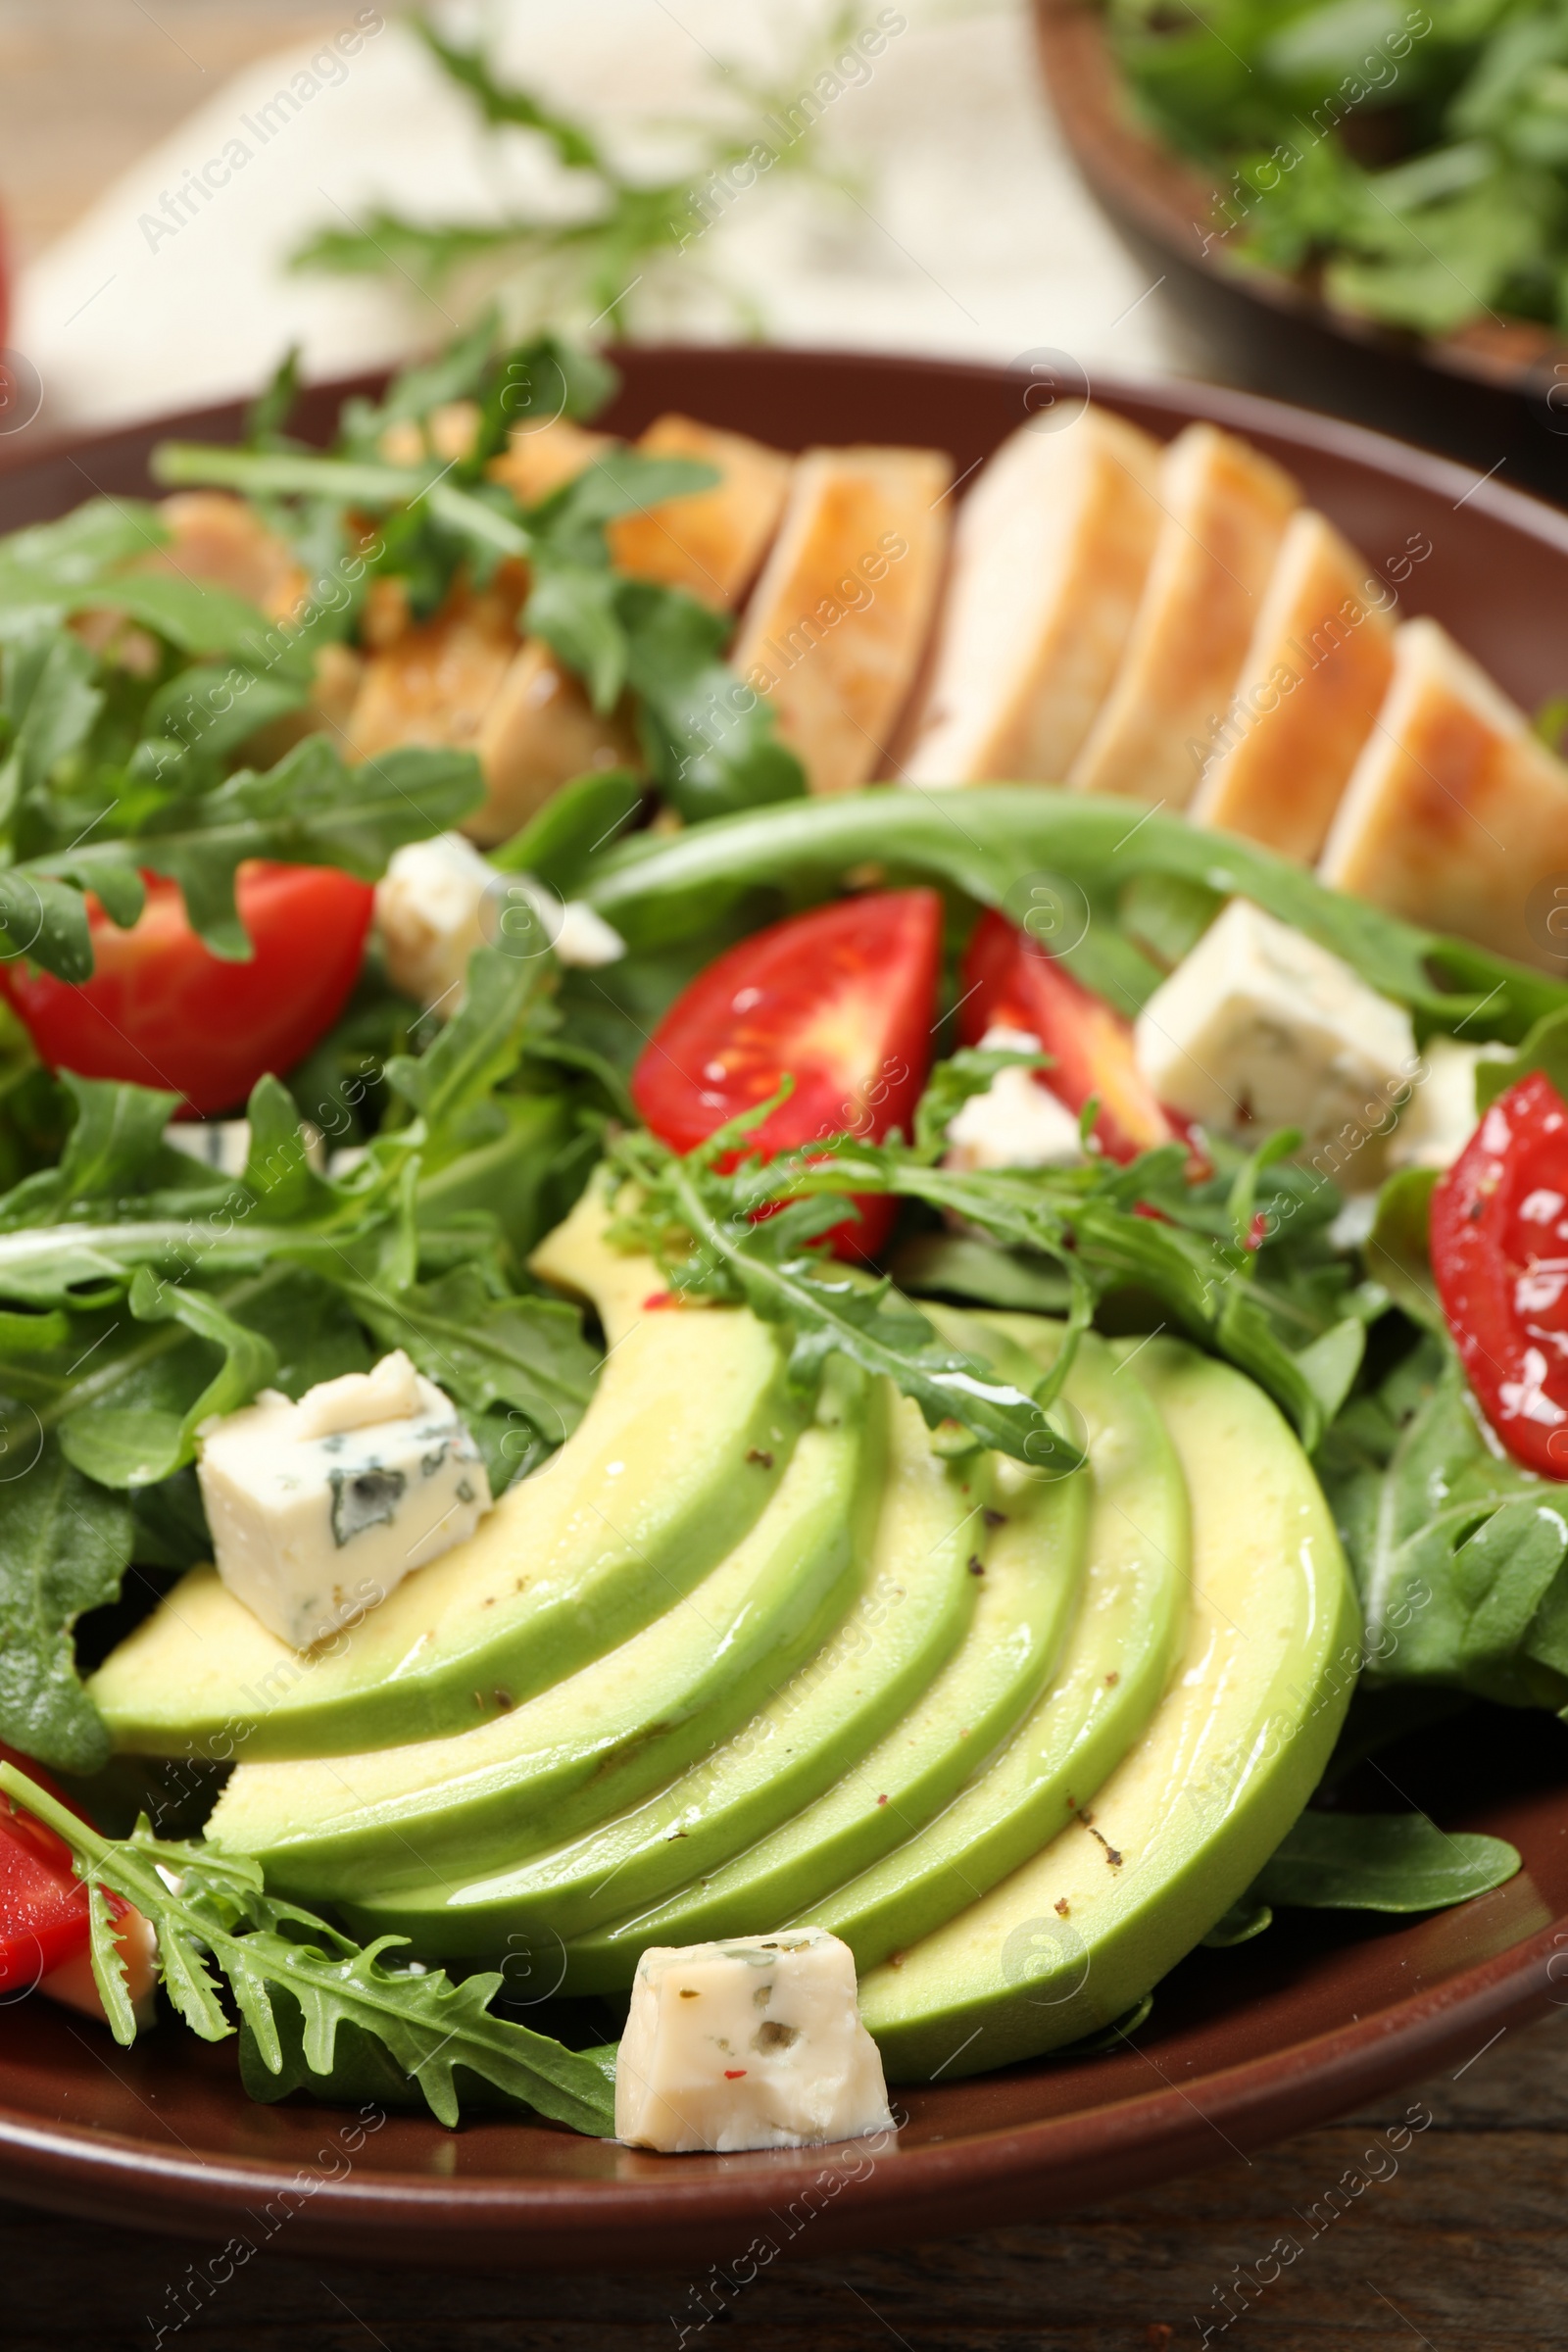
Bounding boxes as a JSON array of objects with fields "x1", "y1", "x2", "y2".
[
  {"x1": 0, "y1": 1741, "x2": 93, "y2": 1992},
  {"x1": 631, "y1": 891, "x2": 944, "y2": 1257},
  {"x1": 960, "y1": 908, "x2": 1178, "y2": 1164},
  {"x1": 1430, "y1": 1069, "x2": 1568, "y2": 1477},
  {"x1": 0, "y1": 861, "x2": 374, "y2": 1116}
]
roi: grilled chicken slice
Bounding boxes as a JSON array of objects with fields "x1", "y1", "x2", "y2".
[
  {"x1": 1190, "y1": 511, "x2": 1396, "y2": 863},
  {"x1": 902, "y1": 411, "x2": 1161, "y2": 786},
  {"x1": 1319, "y1": 616, "x2": 1568, "y2": 968},
  {"x1": 472, "y1": 642, "x2": 638, "y2": 844},
  {"x1": 608, "y1": 414, "x2": 792, "y2": 610},
  {"x1": 152, "y1": 490, "x2": 308, "y2": 624},
  {"x1": 1068, "y1": 423, "x2": 1298, "y2": 805},
  {"x1": 732, "y1": 446, "x2": 953, "y2": 795},
  {"x1": 489, "y1": 411, "x2": 791, "y2": 611},
  {"x1": 487, "y1": 416, "x2": 614, "y2": 506},
  {"x1": 344, "y1": 587, "x2": 522, "y2": 766}
]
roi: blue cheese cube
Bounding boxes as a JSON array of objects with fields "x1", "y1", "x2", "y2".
[
  {"x1": 195, "y1": 1350, "x2": 491, "y2": 1649},
  {"x1": 1133, "y1": 898, "x2": 1416, "y2": 1153},
  {"x1": 614, "y1": 1928, "x2": 894, "y2": 2154}
]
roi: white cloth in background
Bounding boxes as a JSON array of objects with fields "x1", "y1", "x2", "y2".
[{"x1": 14, "y1": 0, "x2": 1191, "y2": 432}]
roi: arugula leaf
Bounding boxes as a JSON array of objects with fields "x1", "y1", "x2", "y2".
[
  {"x1": 0, "y1": 1763, "x2": 615, "y2": 2133},
  {"x1": 342, "y1": 1265, "x2": 598, "y2": 1451},
  {"x1": 0, "y1": 1435, "x2": 132, "y2": 1771},
  {"x1": 1251, "y1": 1811, "x2": 1522, "y2": 1913},
  {"x1": 384, "y1": 944, "x2": 545, "y2": 1136},
  {"x1": 1473, "y1": 1003, "x2": 1568, "y2": 1109},
  {"x1": 490, "y1": 765, "x2": 645, "y2": 892},
  {"x1": 583, "y1": 786, "x2": 1568, "y2": 1043},
  {"x1": 608, "y1": 1123, "x2": 1084, "y2": 1472},
  {"x1": 288, "y1": 8, "x2": 863, "y2": 338},
  {"x1": 1315, "y1": 1324, "x2": 1568, "y2": 1709},
  {"x1": 58, "y1": 1269, "x2": 278, "y2": 1490}
]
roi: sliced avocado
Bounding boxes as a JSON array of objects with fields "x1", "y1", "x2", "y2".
[
  {"x1": 206, "y1": 1357, "x2": 879, "y2": 1897},
  {"x1": 89, "y1": 1181, "x2": 802, "y2": 1758},
  {"x1": 342, "y1": 1385, "x2": 989, "y2": 1957},
  {"x1": 858, "y1": 1338, "x2": 1360, "y2": 2082},
  {"x1": 562, "y1": 1325, "x2": 1100, "y2": 1989},
  {"x1": 800, "y1": 1312, "x2": 1188, "y2": 1970}
]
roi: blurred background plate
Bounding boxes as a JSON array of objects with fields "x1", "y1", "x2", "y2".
[
  {"x1": 1, "y1": 341, "x2": 1567, "y2": 2271},
  {"x1": 1032, "y1": 0, "x2": 1568, "y2": 500}
]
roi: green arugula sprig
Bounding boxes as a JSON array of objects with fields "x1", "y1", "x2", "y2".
[
  {"x1": 155, "y1": 331, "x2": 806, "y2": 824},
  {"x1": 289, "y1": 10, "x2": 864, "y2": 337},
  {"x1": 609, "y1": 1050, "x2": 1387, "y2": 1461},
  {"x1": 583, "y1": 784, "x2": 1568, "y2": 1041},
  {"x1": 607, "y1": 1087, "x2": 1087, "y2": 1475},
  {"x1": 0, "y1": 1761, "x2": 614, "y2": 2133}
]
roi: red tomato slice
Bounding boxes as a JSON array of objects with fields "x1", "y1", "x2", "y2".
[
  {"x1": 0, "y1": 1741, "x2": 94, "y2": 1992},
  {"x1": 1431, "y1": 1069, "x2": 1568, "y2": 1477},
  {"x1": 0, "y1": 861, "x2": 373, "y2": 1116},
  {"x1": 959, "y1": 909, "x2": 1178, "y2": 1165},
  {"x1": 631, "y1": 891, "x2": 944, "y2": 1258}
]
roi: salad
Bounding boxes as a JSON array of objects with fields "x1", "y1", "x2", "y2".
[{"x1": 0, "y1": 323, "x2": 1564, "y2": 2150}]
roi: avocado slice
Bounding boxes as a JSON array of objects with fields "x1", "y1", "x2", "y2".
[
  {"x1": 89, "y1": 1181, "x2": 804, "y2": 1758},
  {"x1": 858, "y1": 1337, "x2": 1360, "y2": 2082},
  {"x1": 342, "y1": 1384, "x2": 990, "y2": 1957},
  {"x1": 799, "y1": 1312, "x2": 1189, "y2": 1971},
  {"x1": 205, "y1": 1357, "x2": 879, "y2": 1897},
  {"x1": 561, "y1": 1328, "x2": 1103, "y2": 1989}
]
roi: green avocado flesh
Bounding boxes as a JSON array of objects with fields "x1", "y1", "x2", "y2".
[
  {"x1": 337, "y1": 1384, "x2": 991, "y2": 1953},
  {"x1": 205, "y1": 1357, "x2": 877, "y2": 1895},
  {"x1": 856, "y1": 1337, "x2": 1360, "y2": 2083},
  {"x1": 89, "y1": 1183, "x2": 803, "y2": 1758},
  {"x1": 806, "y1": 1314, "x2": 1189, "y2": 1973},
  {"x1": 562, "y1": 1323, "x2": 1131, "y2": 1989}
]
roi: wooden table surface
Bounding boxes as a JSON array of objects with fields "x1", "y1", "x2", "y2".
[{"x1": 0, "y1": 8, "x2": 1562, "y2": 2346}]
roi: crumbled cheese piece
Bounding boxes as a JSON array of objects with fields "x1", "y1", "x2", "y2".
[
  {"x1": 291, "y1": 1349, "x2": 425, "y2": 1439},
  {"x1": 374, "y1": 833, "x2": 493, "y2": 1009},
  {"x1": 549, "y1": 895, "x2": 627, "y2": 969},
  {"x1": 374, "y1": 832, "x2": 625, "y2": 1011},
  {"x1": 1133, "y1": 899, "x2": 1416, "y2": 1153},
  {"x1": 1387, "y1": 1038, "x2": 1508, "y2": 1173},
  {"x1": 945, "y1": 1024, "x2": 1085, "y2": 1171},
  {"x1": 166, "y1": 1119, "x2": 323, "y2": 1177},
  {"x1": 614, "y1": 1928, "x2": 894, "y2": 2154},
  {"x1": 195, "y1": 1350, "x2": 491, "y2": 1649}
]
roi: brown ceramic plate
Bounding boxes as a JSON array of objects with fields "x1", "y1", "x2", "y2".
[
  {"x1": 1031, "y1": 0, "x2": 1568, "y2": 493},
  {"x1": 1, "y1": 346, "x2": 1567, "y2": 2270}
]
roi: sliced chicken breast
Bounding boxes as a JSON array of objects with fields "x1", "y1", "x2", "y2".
[
  {"x1": 153, "y1": 491, "x2": 307, "y2": 624},
  {"x1": 608, "y1": 415, "x2": 793, "y2": 610},
  {"x1": 490, "y1": 411, "x2": 791, "y2": 612},
  {"x1": 344, "y1": 588, "x2": 521, "y2": 766},
  {"x1": 487, "y1": 416, "x2": 614, "y2": 507},
  {"x1": 472, "y1": 641, "x2": 638, "y2": 844},
  {"x1": 1068, "y1": 423, "x2": 1298, "y2": 805},
  {"x1": 732, "y1": 445, "x2": 953, "y2": 796},
  {"x1": 902, "y1": 410, "x2": 1162, "y2": 786},
  {"x1": 1319, "y1": 616, "x2": 1568, "y2": 968},
  {"x1": 1190, "y1": 511, "x2": 1396, "y2": 863}
]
